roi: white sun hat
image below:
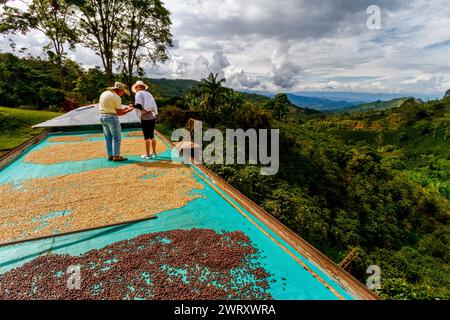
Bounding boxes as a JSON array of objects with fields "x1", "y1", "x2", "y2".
[
  {"x1": 107, "y1": 82, "x2": 130, "y2": 96},
  {"x1": 131, "y1": 80, "x2": 149, "y2": 93}
]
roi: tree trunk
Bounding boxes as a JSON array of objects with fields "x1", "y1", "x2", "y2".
[
  {"x1": 58, "y1": 61, "x2": 65, "y2": 91},
  {"x1": 105, "y1": 57, "x2": 113, "y2": 83}
]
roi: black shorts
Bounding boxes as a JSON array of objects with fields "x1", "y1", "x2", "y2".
[{"x1": 141, "y1": 119, "x2": 156, "y2": 140}]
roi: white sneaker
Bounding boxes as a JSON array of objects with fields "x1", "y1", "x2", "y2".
[
  {"x1": 141, "y1": 154, "x2": 151, "y2": 160},
  {"x1": 150, "y1": 153, "x2": 157, "y2": 158}
]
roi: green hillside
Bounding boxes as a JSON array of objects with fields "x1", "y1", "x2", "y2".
[
  {"x1": 240, "y1": 92, "x2": 272, "y2": 105},
  {"x1": 341, "y1": 97, "x2": 413, "y2": 114},
  {"x1": 0, "y1": 107, "x2": 60, "y2": 155},
  {"x1": 145, "y1": 78, "x2": 200, "y2": 98},
  {"x1": 303, "y1": 97, "x2": 450, "y2": 200}
]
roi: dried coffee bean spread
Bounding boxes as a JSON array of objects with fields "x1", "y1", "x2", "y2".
[{"x1": 0, "y1": 229, "x2": 273, "y2": 300}]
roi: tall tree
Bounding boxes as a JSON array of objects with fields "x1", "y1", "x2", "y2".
[
  {"x1": 117, "y1": 0, "x2": 172, "y2": 89},
  {"x1": 73, "y1": 66, "x2": 108, "y2": 104},
  {"x1": 0, "y1": 0, "x2": 78, "y2": 90},
  {"x1": 68, "y1": 0, "x2": 126, "y2": 82},
  {"x1": 266, "y1": 93, "x2": 290, "y2": 120}
]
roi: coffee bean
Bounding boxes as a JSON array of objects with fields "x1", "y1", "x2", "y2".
[{"x1": 0, "y1": 229, "x2": 273, "y2": 300}]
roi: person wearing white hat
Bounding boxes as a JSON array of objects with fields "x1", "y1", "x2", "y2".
[
  {"x1": 129, "y1": 80, "x2": 159, "y2": 159},
  {"x1": 99, "y1": 82, "x2": 134, "y2": 162}
]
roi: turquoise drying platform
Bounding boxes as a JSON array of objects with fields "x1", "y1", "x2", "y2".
[{"x1": 0, "y1": 130, "x2": 377, "y2": 300}]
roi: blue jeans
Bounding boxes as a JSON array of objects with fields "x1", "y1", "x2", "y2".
[{"x1": 100, "y1": 114, "x2": 121, "y2": 157}]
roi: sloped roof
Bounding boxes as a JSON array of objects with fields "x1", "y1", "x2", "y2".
[{"x1": 33, "y1": 104, "x2": 140, "y2": 128}]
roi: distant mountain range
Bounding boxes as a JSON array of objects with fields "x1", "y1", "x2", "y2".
[
  {"x1": 247, "y1": 90, "x2": 442, "y2": 111},
  {"x1": 144, "y1": 79, "x2": 443, "y2": 113},
  {"x1": 286, "y1": 94, "x2": 361, "y2": 111},
  {"x1": 287, "y1": 91, "x2": 441, "y2": 103},
  {"x1": 340, "y1": 97, "x2": 417, "y2": 114},
  {"x1": 244, "y1": 91, "x2": 362, "y2": 111}
]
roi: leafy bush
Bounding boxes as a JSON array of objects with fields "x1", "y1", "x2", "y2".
[
  {"x1": 37, "y1": 86, "x2": 65, "y2": 109},
  {"x1": 234, "y1": 102, "x2": 272, "y2": 129},
  {"x1": 158, "y1": 105, "x2": 185, "y2": 129}
]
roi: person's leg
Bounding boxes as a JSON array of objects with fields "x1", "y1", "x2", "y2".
[
  {"x1": 149, "y1": 119, "x2": 156, "y2": 155},
  {"x1": 100, "y1": 116, "x2": 113, "y2": 158},
  {"x1": 145, "y1": 139, "x2": 151, "y2": 156},
  {"x1": 110, "y1": 116, "x2": 122, "y2": 157},
  {"x1": 141, "y1": 119, "x2": 151, "y2": 156},
  {"x1": 151, "y1": 138, "x2": 156, "y2": 155}
]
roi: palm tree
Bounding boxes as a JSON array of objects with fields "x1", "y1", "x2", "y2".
[{"x1": 199, "y1": 73, "x2": 226, "y2": 126}]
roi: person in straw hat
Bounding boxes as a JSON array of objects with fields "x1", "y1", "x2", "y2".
[
  {"x1": 99, "y1": 81, "x2": 134, "y2": 162},
  {"x1": 129, "y1": 80, "x2": 159, "y2": 159}
]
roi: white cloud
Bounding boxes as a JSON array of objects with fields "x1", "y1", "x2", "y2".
[
  {"x1": 269, "y1": 43, "x2": 302, "y2": 89},
  {"x1": 209, "y1": 50, "x2": 230, "y2": 76},
  {"x1": 402, "y1": 74, "x2": 450, "y2": 93},
  {"x1": 2, "y1": 0, "x2": 450, "y2": 94},
  {"x1": 294, "y1": 80, "x2": 388, "y2": 93},
  {"x1": 224, "y1": 66, "x2": 263, "y2": 90}
]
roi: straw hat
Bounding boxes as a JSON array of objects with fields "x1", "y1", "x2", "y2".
[
  {"x1": 107, "y1": 82, "x2": 130, "y2": 96},
  {"x1": 132, "y1": 80, "x2": 149, "y2": 93}
]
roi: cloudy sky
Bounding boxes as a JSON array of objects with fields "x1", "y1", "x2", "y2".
[{"x1": 2, "y1": 0, "x2": 450, "y2": 94}]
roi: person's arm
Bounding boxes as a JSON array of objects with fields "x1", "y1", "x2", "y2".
[
  {"x1": 134, "y1": 92, "x2": 144, "y2": 109},
  {"x1": 115, "y1": 95, "x2": 133, "y2": 116},
  {"x1": 116, "y1": 107, "x2": 133, "y2": 116}
]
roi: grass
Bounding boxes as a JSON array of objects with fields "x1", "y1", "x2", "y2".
[{"x1": 0, "y1": 107, "x2": 61, "y2": 156}]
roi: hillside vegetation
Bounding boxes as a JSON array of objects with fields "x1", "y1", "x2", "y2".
[
  {"x1": 304, "y1": 97, "x2": 450, "y2": 200},
  {"x1": 0, "y1": 107, "x2": 60, "y2": 155},
  {"x1": 145, "y1": 78, "x2": 199, "y2": 98},
  {"x1": 339, "y1": 97, "x2": 412, "y2": 114}
]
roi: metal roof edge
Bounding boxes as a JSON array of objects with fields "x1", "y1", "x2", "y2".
[
  {"x1": 32, "y1": 105, "x2": 140, "y2": 128},
  {"x1": 0, "y1": 131, "x2": 48, "y2": 171}
]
